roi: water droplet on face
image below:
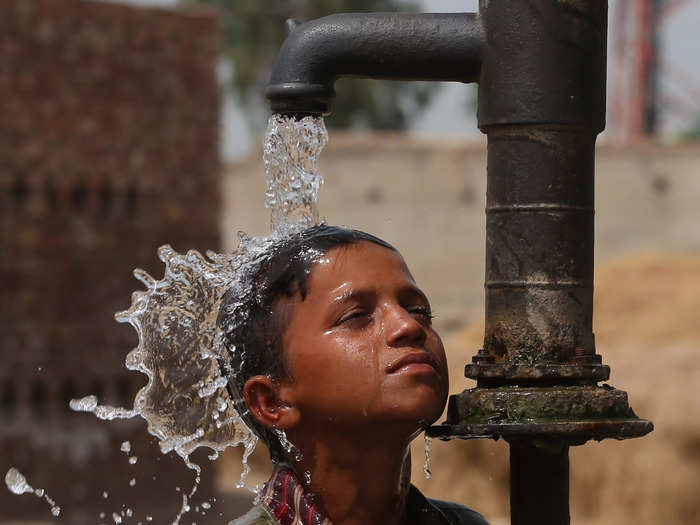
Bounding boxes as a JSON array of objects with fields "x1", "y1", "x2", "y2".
[
  {"x1": 113, "y1": 511, "x2": 122, "y2": 523},
  {"x1": 120, "y1": 441, "x2": 131, "y2": 454},
  {"x1": 129, "y1": 456, "x2": 138, "y2": 465},
  {"x1": 129, "y1": 478, "x2": 136, "y2": 487},
  {"x1": 51, "y1": 505, "x2": 61, "y2": 516},
  {"x1": 103, "y1": 490, "x2": 109, "y2": 498}
]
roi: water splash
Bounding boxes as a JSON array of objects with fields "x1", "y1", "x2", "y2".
[
  {"x1": 423, "y1": 434, "x2": 433, "y2": 480},
  {"x1": 61, "y1": 115, "x2": 328, "y2": 523},
  {"x1": 5, "y1": 468, "x2": 61, "y2": 517},
  {"x1": 273, "y1": 428, "x2": 303, "y2": 462}
]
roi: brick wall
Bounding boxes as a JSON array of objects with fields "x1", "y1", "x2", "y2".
[{"x1": 0, "y1": 1, "x2": 224, "y2": 523}]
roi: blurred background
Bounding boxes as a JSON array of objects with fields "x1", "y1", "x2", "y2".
[{"x1": 0, "y1": 0, "x2": 698, "y2": 524}]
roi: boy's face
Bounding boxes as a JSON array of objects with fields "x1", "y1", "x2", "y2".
[{"x1": 278, "y1": 241, "x2": 448, "y2": 436}]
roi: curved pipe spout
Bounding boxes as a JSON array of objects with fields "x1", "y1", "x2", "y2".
[{"x1": 266, "y1": 12, "x2": 484, "y2": 116}]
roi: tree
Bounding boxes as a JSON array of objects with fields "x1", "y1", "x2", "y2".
[{"x1": 182, "y1": 0, "x2": 435, "y2": 130}]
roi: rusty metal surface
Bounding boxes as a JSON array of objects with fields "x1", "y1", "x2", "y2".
[
  {"x1": 466, "y1": 363, "x2": 610, "y2": 386},
  {"x1": 448, "y1": 385, "x2": 635, "y2": 423},
  {"x1": 428, "y1": 418, "x2": 654, "y2": 444},
  {"x1": 431, "y1": 384, "x2": 653, "y2": 445},
  {"x1": 483, "y1": 126, "x2": 596, "y2": 365}
]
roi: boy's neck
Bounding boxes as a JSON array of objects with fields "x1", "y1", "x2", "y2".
[{"x1": 288, "y1": 428, "x2": 414, "y2": 525}]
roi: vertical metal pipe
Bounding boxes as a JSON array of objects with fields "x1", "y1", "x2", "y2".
[
  {"x1": 510, "y1": 441, "x2": 570, "y2": 525},
  {"x1": 477, "y1": 3, "x2": 606, "y2": 524},
  {"x1": 484, "y1": 127, "x2": 596, "y2": 364},
  {"x1": 478, "y1": 0, "x2": 607, "y2": 366}
]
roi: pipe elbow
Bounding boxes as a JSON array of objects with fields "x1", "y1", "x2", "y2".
[{"x1": 266, "y1": 12, "x2": 484, "y2": 117}]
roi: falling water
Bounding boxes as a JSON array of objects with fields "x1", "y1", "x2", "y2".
[
  {"x1": 273, "y1": 428, "x2": 303, "y2": 462},
  {"x1": 423, "y1": 434, "x2": 433, "y2": 480},
  {"x1": 5, "y1": 468, "x2": 61, "y2": 517},
  {"x1": 1, "y1": 114, "x2": 329, "y2": 523},
  {"x1": 263, "y1": 114, "x2": 327, "y2": 234}
]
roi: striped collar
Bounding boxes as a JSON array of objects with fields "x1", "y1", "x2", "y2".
[
  {"x1": 259, "y1": 464, "x2": 331, "y2": 525},
  {"x1": 259, "y1": 464, "x2": 453, "y2": 525}
]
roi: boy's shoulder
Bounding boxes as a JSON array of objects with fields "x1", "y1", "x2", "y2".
[
  {"x1": 427, "y1": 497, "x2": 490, "y2": 525},
  {"x1": 408, "y1": 484, "x2": 488, "y2": 525}
]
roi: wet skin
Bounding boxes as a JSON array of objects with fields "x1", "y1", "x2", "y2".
[{"x1": 244, "y1": 241, "x2": 449, "y2": 525}]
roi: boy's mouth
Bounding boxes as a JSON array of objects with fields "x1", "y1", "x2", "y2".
[{"x1": 386, "y1": 351, "x2": 439, "y2": 374}]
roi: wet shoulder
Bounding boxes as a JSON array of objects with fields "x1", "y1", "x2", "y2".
[
  {"x1": 228, "y1": 504, "x2": 277, "y2": 525},
  {"x1": 428, "y1": 498, "x2": 490, "y2": 525}
]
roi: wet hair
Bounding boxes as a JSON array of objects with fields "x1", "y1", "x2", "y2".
[{"x1": 217, "y1": 225, "x2": 396, "y2": 461}]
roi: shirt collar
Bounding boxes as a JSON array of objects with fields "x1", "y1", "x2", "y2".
[
  {"x1": 260, "y1": 463, "x2": 331, "y2": 525},
  {"x1": 259, "y1": 464, "x2": 450, "y2": 525}
]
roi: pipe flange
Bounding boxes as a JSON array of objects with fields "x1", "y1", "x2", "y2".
[
  {"x1": 448, "y1": 385, "x2": 634, "y2": 423},
  {"x1": 427, "y1": 384, "x2": 653, "y2": 445},
  {"x1": 427, "y1": 418, "x2": 654, "y2": 446},
  {"x1": 466, "y1": 362, "x2": 610, "y2": 386}
]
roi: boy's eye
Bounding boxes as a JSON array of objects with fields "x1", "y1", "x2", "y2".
[
  {"x1": 337, "y1": 309, "x2": 369, "y2": 325},
  {"x1": 409, "y1": 306, "x2": 434, "y2": 323}
]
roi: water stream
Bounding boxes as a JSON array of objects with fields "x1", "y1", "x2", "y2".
[
  {"x1": 423, "y1": 434, "x2": 433, "y2": 480},
  {"x1": 5, "y1": 115, "x2": 328, "y2": 523}
]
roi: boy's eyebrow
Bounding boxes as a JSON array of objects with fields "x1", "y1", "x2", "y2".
[
  {"x1": 399, "y1": 285, "x2": 430, "y2": 306},
  {"x1": 329, "y1": 284, "x2": 430, "y2": 306},
  {"x1": 330, "y1": 288, "x2": 371, "y2": 304}
]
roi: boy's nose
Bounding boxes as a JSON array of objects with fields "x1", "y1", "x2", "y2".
[{"x1": 385, "y1": 307, "x2": 427, "y2": 348}]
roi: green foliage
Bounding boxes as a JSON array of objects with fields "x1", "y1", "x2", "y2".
[{"x1": 183, "y1": 0, "x2": 436, "y2": 130}]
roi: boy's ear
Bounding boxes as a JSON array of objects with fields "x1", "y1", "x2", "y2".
[{"x1": 243, "y1": 375, "x2": 300, "y2": 430}]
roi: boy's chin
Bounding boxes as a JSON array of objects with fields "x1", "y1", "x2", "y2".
[{"x1": 385, "y1": 397, "x2": 446, "y2": 431}]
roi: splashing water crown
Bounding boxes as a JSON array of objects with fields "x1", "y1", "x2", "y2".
[{"x1": 67, "y1": 115, "x2": 328, "y2": 523}]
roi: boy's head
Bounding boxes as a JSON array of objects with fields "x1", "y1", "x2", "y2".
[{"x1": 218, "y1": 225, "x2": 448, "y2": 461}]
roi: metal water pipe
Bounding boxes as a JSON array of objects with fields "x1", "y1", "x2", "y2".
[{"x1": 266, "y1": 2, "x2": 652, "y2": 524}]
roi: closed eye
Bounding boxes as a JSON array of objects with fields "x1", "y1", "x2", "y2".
[
  {"x1": 408, "y1": 305, "x2": 434, "y2": 324},
  {"x1": 336, "y1": 308, "x2": 371, "y2": 326}
]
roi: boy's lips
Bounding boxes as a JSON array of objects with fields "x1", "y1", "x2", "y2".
[{"x1": 386, "y1": 351, "x2": 439, "y2": 374}]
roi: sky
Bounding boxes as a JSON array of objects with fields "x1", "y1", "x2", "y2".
[{"x1": 107, "y1": 0, "x2": 700, "y2": 160}]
